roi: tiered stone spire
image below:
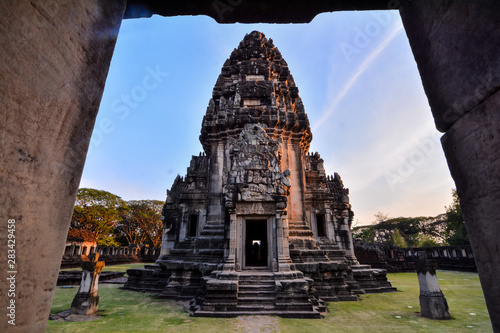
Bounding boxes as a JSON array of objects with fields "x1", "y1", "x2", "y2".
[{"x1": 200, "y1": 31, "x2": 311, "y2": 154}]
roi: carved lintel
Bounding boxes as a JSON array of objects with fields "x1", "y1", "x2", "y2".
[{"x1": 236, "y1": 202, "x2": 275, "y2": 215}]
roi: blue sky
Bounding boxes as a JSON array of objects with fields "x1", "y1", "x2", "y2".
[{"x1": 80, "y1": 11, "x2": 456, "y2": 226}]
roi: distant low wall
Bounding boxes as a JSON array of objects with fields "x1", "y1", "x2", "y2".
[
  {"x1": 354, "y1": 240, "x2": 476, "y2": 272},
  {"x1": 60, "y1": 244, "x2": 160, "y2": 268}
]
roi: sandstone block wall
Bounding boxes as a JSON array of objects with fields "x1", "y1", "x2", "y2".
[{"x1": 0, "y1": 1, "x2": 126, "y2": 331}]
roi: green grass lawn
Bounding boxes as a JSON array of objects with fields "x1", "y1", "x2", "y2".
[{"x1": 48, "y1": 264, "x2": 492, "y2": 332}]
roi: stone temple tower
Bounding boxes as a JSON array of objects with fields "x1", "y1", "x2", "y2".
[{"x1": 125, "y1": 31, "x2": 395, "y2": 318}]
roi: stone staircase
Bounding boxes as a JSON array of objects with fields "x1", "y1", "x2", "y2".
[
  {"x1": 288, "y1": 223, "x2": 314, "y2": 237},
  {"x1": 192, "y1": 270, "x2": 324, "y2": 318},
  {"x1": 236, "y1": 271, "x2": 277, "y2": 313},
  {"x1": 199, "y1": 221, "x2": 225, "y2": 237},
  {"x1": 350, "y1": 264, "x2": 398, "y2": 294}
]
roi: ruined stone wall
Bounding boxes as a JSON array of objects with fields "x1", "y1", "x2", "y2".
[
  {"x1": 354, "y1": 240, "x2": 477, "y2": 273},
  {"x1": 60, "y1": 245, "x2": 161, "y2": 269}
]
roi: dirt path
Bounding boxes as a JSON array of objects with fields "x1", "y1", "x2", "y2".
[{"x1": 235, "y1": 315, "x2": 280, "y2": 333}]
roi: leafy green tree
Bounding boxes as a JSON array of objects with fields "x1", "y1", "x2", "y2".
[
  {"x1": 71, "y1": 188, "x2": 124, "y2": 242},
  {"x1": 445, "y1": 189, "x2": 469, "y2": 245},
  {"x1": 352, "y1": 225, "x2": 376, "y2": 243},
  {"x1": 117, "y1": 200, "x2": 164, "y2": 247},
  {"x1": 98, "y1": 236, "x2": 120, "y2": 247},
  {"x1": 352, "y1": 213, "x2": 447, "y2": 248},
  {"x1": 415, "y1": 234, "x2": 438, "y2": 247},
  {"x1": 391, "y1": 230, "x2": 407, "y2": 248},
  {"x1": 115, "y1": 204, "x2": 147, "y2": 245}
]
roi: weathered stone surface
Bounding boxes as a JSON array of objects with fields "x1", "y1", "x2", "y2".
[
  {"x1": 400, "y1": 0, "x2": 500, "y2": 132},
  {"x1": 70, "y1": 254, "x2": 105, "y2": 316},
  {"x1": 441, "y1": 89, "x2": 500, "y2": 331},
  {"x1": 400, "y1": 2, "x2": 500, "y2": 329},
  {"x1": 124, "y1": 0, "x2": 392, "y2": 23},
  {"x1": 0, "y1": 1, "x2": 126, "y2": 331},
  {"x1": 415, "y1": 256, "x2": 450, "y2": 320}
]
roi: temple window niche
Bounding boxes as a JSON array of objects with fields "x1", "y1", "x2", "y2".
[
  {"x1": 188, "y1": 213, "x2": 198, "y2": 238},
  {"x1": 316, "y1": 214, "x2": 326, "y2": 237}
]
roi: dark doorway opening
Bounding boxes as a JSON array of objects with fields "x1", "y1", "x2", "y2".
[
  {"x1": 245, "y1": 220, "x2": 268, "y2": 267},
  {"x1": 188, "y1": 214, "x2": 198, "y2": 237},
  {"x1": 316, "y1": 214, "x2": 326, "y2": 237}
]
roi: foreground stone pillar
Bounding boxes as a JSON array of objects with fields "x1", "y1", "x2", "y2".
[
  {"x1": 441, "y1": 91, "x2": 500, "y2": 327},
  {"x1": 415, "y1": 255, "x2": 450, "y2": 320},
  {"x1": 0, "y1": 1, "x2": 126, "y2": 331},
  {"x1": 71, "y1": 254, "x2": 105, "y2": 315},
  {"x1": 400, "y1": 1, "x2": 500, "y2": 331}
]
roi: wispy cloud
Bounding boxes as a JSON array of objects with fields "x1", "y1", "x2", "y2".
[{"x1": 312, "y1": 23, "x2": 404, "y2": 132}]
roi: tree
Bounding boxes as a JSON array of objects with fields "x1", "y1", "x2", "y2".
[
  {"x1": 415, "y1": 234, "x2": 438, "y2": 248},
  {"x1": 445, "y1": 189, "x2": 469, "y2": 245},
  {"x1": 352, "y1": 214, "x2": 447, "y2": 247},
  {"x1": 70, "y1": 188, "x2": 124, "y2": 243},
  {"x1": 391, "y1": 230, "x2": 407, "y2": 248},
  {"x1": 117, "y1": 200, "x2": 164, "y2": 247},
  {"x1": 352, "y1": 225, "x2": 376, "y2": 243},
  {"x1": 115, "y1": 204, "x2": 146, "y2": 245},
  {"x1": 373, "y1": 211, "x2": 389, "y2": 224}
]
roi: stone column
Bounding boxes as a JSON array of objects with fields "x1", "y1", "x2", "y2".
[
  {"x1": 400, "y1": 1, "x2": 500, "y2": 330},
  {"x1": 0, "y1": 1, "x2": 126, "y2": 331},
  {"x1": 276, "y1": 207, "x2": 293, "y2": 272},
  {"x1": 325, "y1": 208, "x2": 335, "y2": 241},
  {"x1": 223, "y1": 210, "x2": 237, "y2": 271},
  {"x1": 160, "y1": 220, "x2": 177, "y2": 257},
  {"x1": 339, "y1": 212, "x2": 357, "y2": 262},
  {"x1": 415, "y1": 255, "x2": 451, "y2": 320},
  {"x1": 71, "y1": 254, "x2": 105, "y2": 316}
]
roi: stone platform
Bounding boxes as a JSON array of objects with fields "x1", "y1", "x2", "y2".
[{"x1": 189, "y1": 270, "x2": 324, "y2": 318}]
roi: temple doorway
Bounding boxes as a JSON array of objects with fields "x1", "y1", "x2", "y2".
[{"x1": 245, "y1": 220, "x2": 268, "y2": 268}]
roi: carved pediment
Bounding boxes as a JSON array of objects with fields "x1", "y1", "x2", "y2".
[{"x1": 223, "y1": 124, "x2": 290, "y2": 207}]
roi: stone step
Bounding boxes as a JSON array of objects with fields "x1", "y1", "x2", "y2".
[
  {"x1": 232, "y1": 305, "x2": 277, "y2": 311},
  {"x1": 193, "y1": 309, "x2": 322, "y2": 319},
  {"x1": 200, "y1": 227, "x2": 224, "y2": 232},
  {"x1": 169, "y1": 249, "x2": 192, "y2": 255},
  {"x1": 238, "y1": 283, "x2": 276, "y2": 293},
  {"x1": 197, "y1": 249, "x2": 224, "y2": 255},
  {"x1": 237, "y1": 297, "x2": 275, "y2": 305},
  {"x1": 238, "y1": 272, "x2": 274, "y2": 281},
  {"x1": 238, "y1": 290, "x2": 276, "y2": 297},
  {"x1": 351, "y1": 264, "x2": 372, "y2": 270},
  {"x1": 199, "y1": 230, "x2": 224, "y2": 237},
  {"x1": 319, "y1": 245, "x2": 342, "y2": 250},
  {"x1": 202, "y1": 223, "x2": 224, "y2": 229},
  {"x1": 238, "y1": 279, "x2": 275, "y2": 284}
]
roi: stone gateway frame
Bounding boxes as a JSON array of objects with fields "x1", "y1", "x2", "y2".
[
  {"x1": 1, "y1": 1, "x2": 500, "y2": 331},
  {"x1": 242, "y1": 218, "x2": 271, "y2": 269}
]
